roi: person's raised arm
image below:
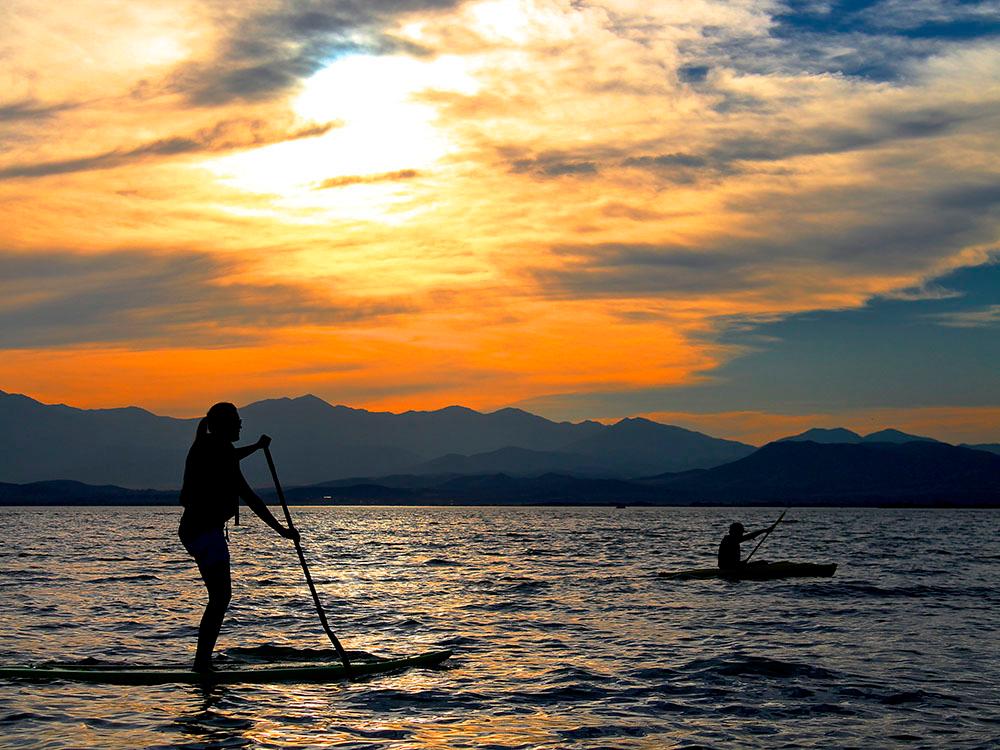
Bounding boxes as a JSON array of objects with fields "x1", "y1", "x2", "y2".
[
  {"x1": 235, "y1": 434, "x2": 271, "y2": 461},
  {"x1": 741, "y1": 525, "x2": 772, "y2": 542},
  {"x1": 237, "y1": 468, "x2": 298, "y2": 540}
]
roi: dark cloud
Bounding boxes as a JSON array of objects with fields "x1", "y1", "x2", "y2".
[
  {"x1": 934, "y1": 181, "x2": 1000, "y2": 210},
  {"x1": 531, "y1": 243, "x2": 759, "y2": 297},
  {"x1": 621, "y1": 152, "x2": 734, "y2": 184},
  {"x1": 510, "y1": 154, "x2": 600, "y2": 178},
  {"x1": 0, "y1": 249, "x2": 410, "y2": 347},
  {"x1": 0, "y1": 119, "x2": 337, "y2": 180},
  {"x1": 500, "y1": 99, "x2": 990, "y2": 189},
  {"x1": 529, "y1": 174, "x2": 1000, "y2": 300},
  {"x1": 677, "y1": 65, "x2": 710, "y2": 83},
  {"x1": 621, "y1": 101, "x2": 994, "y2": 186},
  {"x1": 600, "y1": 202, "x2": 672, "y2": 221},
  {"x1": 169, "y1": 1, "x2": 462, "y2": 106},
  {"x1": 496, "y1": 143, "x2": 628, "y2": 180},
  {"x1": 671, "y1": 4, "x2": 982, "y2": 85},
  {"x1": 624, "y1": 153, "x2": 709, "y2": 169},
  {"x1": 315, "y1": 168, "x2": 419, "y2": 189},
  {"x1": 0, "y1": 98, "x2": 77, "y2": 123}
]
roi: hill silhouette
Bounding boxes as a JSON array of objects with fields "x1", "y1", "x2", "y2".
[
  {"x1": 407, "y1": 446, "x2": 618, "y2": 477},
  {"x1": 962, "y1": 443, "x2": 1000, "y2": 455},
  {"x1": 0, "y1": 480, "x2": 175, "y2": 505},
  {"x1": 3, "y1": 439, "x2": 997, "y2": 507},
  {"x1": 642, "y1": 440, "x2": 1000, "y2": 504},
  {"x1": 778, "y1": 427, "x2": 938, "y2": 444},
  {"x1": 0, "y1": 390, "x2": 752, "y2": 487},
  {"x1": 563, "y1": 417, "x2": 754, "y2": 474}
]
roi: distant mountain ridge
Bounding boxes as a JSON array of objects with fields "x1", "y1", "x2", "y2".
[
  {"x1": 5, "y1": 439, "x2": 996, "y2": 507},
  {"x1": 0, "y1": 480, "x2": 176, "y2": 505},
  {"x1": 3, "y1": 389, "x2": 994, "y2": 498},
  {"x1": 0, "y1": 390, "x2": 753, "y2": 488},
  {"x1": 561, "y1": 417, "x2": 754, "y2": 475},
  {"x1": 641, "y1": 440, "x2": 1000, "y2": 504},
  {"x1": 778, "y1": 427, "x2": 939, "y2": 444},
  {"x1": 962, "y1": 443, "x2": 1000, "y2": 455},
  {"x1": 408, "y1": 447, "x2": 619, "y2": 478}
]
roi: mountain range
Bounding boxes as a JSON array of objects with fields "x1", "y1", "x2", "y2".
[
  {"x1": 1, "y1": 389, "x2": 997, "y2": 507},
  {"x1": 0, "y1": 390, "x2": 753, "y2": 488},
  {"x1": 7, "y1": 439, "x2": 995, "y2": 507}
]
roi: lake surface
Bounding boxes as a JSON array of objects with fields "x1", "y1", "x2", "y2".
[{"x1": 1, "y1": 506, "x2": 998, "y2": 749}]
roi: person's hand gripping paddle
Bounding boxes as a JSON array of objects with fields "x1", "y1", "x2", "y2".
[
  {"x1": 263, "y1": 445, "x2": 352, "y2": 673},
  {"x1": 744, "y1": 508, "x2": 788, "y2": 565}
]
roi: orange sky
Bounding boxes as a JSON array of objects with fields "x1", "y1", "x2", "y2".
[{"x1": 1, "y1": 1, "x2": 998, "y2": 443}]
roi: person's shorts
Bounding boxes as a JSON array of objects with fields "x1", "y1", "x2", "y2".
[{"x1": 180, "y1": 528, "x2": 230, "y2": 569}]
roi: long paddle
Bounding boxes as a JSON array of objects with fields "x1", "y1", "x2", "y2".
[
  {"x1": 263, "y1": 445, "x2": 352, "y2": 673},
  {"x1": 743, "y1": 507, "x2": 788, "y2": 565}
]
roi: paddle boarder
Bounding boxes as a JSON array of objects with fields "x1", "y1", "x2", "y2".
[
  {"x1": 179, "y1": 401, "x2": 298, "y2": 671},
  {"x1": 718, "y1": 520, "x2": 778, "y2": 571}
]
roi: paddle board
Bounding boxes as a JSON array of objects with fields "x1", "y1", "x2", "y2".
[{"x1": 0, "y1": 650, "x2": 452, "y2": 685}]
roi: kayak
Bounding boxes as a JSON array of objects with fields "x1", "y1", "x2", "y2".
[
  {"x1": 659, "y1": 561, "x2": 837, "y2": 581},
  {"x1": 0, "y1": 650, "x2": 452, "y2": 685}
]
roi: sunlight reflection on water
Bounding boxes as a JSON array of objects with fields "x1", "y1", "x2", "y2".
[{"x1": 0, "y1": 506, "x2": 998, "y2": 749}]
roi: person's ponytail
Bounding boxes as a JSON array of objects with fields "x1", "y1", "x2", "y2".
[{"x1": 195, "y1": 416, "x2": 210, "y2": 440}]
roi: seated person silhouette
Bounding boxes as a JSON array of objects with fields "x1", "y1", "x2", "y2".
[{"x1": 718, "y1": 521, "x2": 776, "y2": 571}]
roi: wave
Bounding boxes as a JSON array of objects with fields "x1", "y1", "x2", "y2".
[
  {"x1": 0, "y1": 711, "x2": 58, "y2": 724},
  {"x1": 681, "y1": 654, "x2": 840, "y2": 680},
  {"x1": 558, "y1": 723, "x2": 651, "y2": 740},
  {"x1": 797, "y1": 582, "x2": 998, "y2": 599},
  {"x1": 87, "y1": 574, "x2": 160, "y2": 583}
]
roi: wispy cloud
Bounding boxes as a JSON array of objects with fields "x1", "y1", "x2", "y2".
[
  {"x1": 0, "y1": 249, "x2": 410, "y2": 347},
  {"x1": 0, "y1": 97, "x2": 77, "y2": 122},
  {"x1": 314, "y1": 168, "x2": 419, "y2": 189},
  {"x1": 932, "y1": 304, "x2": 1000, "y2": 327},
  {"x1": 0, "y1": 119, "x2": 336, "y2": 180}
]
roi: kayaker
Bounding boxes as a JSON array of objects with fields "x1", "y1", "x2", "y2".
[
  {"x1": 179, "y1": 401, "x2": 298, "y2": 671},
  {"x1": 718, "y1": 521, "x2": 778, "y2": 571}
]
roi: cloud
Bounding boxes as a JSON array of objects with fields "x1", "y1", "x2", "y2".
[
  {"x1": 855, "y1": 0, "x2": 1000, "y2": 31},
  {"x1": 931, "y1": 304, "x2": 1000, "y2": 327},
  {"x1": 167, "y1": 1, "x2": 462, "y2": 106},
  {"x1": 527, "y1": 176, "x2": 1000, "y2": 302},
  {"x1": 0, "y1": 249, "x2": 410, "y2": 348},
  {"x1": 530, "y1": 243, "x2": 759, "y2": 297},
  {"x1": 878, "y1": 284, "x2": 964, "y2": 302},
  {"x1": 314, "y1": 169, "x2": 420, "y2": 189},
  {"x1": 0, "y1": 98, "x2": 77, "y2": 122},
  {"x1": 511, "y1": 155, "x2": 600, "y2": 177},
  {"x1": 734, "y1": 2, "x2": 1000, "y2": 80},
  {"x1": 0, "y1": 119, "x2": 337, "y2": 180},
  {"x1": 621, "y1": 102, "x2": 992, "y2": 185}
]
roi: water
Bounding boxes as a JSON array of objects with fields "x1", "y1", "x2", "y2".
[{"x1": 1, "y1": 506, "x2": 997, "y2": 749}]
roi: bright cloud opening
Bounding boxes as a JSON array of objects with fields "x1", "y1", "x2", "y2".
[{"x1": 199, "y1": 54, "x2": 479, "y2": 219}]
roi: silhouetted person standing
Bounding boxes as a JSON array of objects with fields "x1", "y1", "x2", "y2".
[
  {"x1": 179, "y1": 402, "x2": 298, "y2": 671},
  {"x1": 718, "y1": 521, "x2": 777, "y2": 571}
]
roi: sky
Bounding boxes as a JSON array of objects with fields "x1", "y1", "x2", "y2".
[{"x1": 1, "y1": 0, "x2": 998, "y2": 444}]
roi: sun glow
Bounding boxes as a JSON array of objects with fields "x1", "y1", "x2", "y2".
[{"x1": 200, "y1": 54, "x2": 478, "y2": 218}]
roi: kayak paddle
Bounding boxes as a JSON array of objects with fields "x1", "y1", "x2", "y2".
[
  {"x1": 263, "y1": 445, "x2": 352, "y2": 673},
  {"x1": 743, "y1": 507, "x2": 788, "y2": 565}
]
